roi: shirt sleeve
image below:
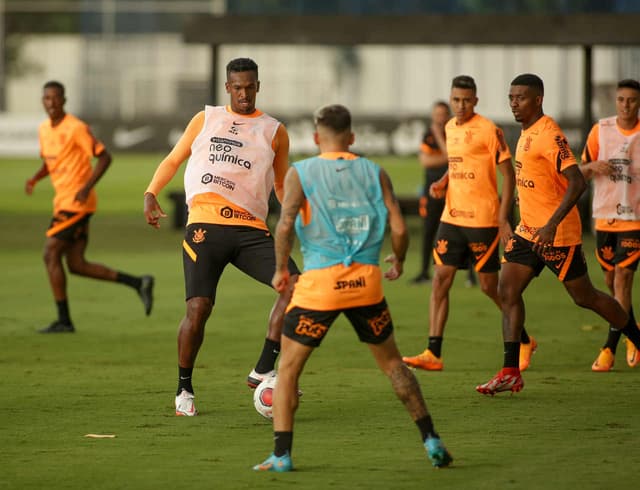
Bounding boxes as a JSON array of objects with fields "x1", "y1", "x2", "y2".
[
  {"x1": 581, "y1": 124, "x2": 599, "y2": 163},
  {"x1": 490, "y1": 125, "x2": 512, "y2": 164},
  {"x1": 145, "y1": 111, "x2": 204, "y2": 196},
  {"x1": 75, "y1": 122, "x2": 105, "y2": 157},
  {"x1": 271, "y1": 123, "x2": 290, "y2": 203},
  {"x1": 548, "y1": 130, "x2": 577, "y2": 173}
]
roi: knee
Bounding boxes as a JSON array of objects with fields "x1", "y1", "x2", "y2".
[
  {"x1": 570, "y1": 290, "x2": 592, "y2": 309},
  {"x1": 66, "y1": 257, "x2": 84, "y2": 275},
  {"x1": 185, "y1": 297, "x2": 213, "y2": 326}
]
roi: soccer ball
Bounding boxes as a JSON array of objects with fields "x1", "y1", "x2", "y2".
[{"x1": 253, "y1": 374, "x2": 277, "y2": 420}]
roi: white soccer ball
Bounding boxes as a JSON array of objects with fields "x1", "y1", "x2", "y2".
[{"x1": 253, "y1": 374, "x2": 277, "y2": 420}]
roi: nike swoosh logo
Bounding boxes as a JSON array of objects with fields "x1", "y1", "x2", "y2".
[
  {"x1": 113, "y1": 126, "x2": 154, "y2": 148},
  {"x1": 179, "y1": 376, "x2": 191, "y2": 380},
  {"x1": 233, "y1": 121, "x2": 246, "y2": 125},
  {"x1": 336, "y1": 167, "x2": 347, "y2": 172}
]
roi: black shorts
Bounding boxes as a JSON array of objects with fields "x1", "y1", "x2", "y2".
[
  {"x1": 503, "y1": 234, "x2": 588, "y2": 282},
  {"x1": 46, "y1": 211, "x2": 92, "y2": 241},
  {"x1": 283, "y1": 299, "x2": 394, "y2": 348},
  {"x1": 182, "y1": 223, "x2": 300, "y2": 302},
  {"x1": 433, "y1": 222, "x2": 500, "y2": 272},
  {"x1": 595, "y1": 230, "x2": 640, "y2": 271}
]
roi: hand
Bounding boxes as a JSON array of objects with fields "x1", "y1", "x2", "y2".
[
  {"x1": 383, "y1": 254, "x2": 404, "y2": 280},
  {"x1": 74, "y1": 187, "x2": 90, "y2": 204},
  {"x1": 271, "y1": 269, "x2": 291, "y2": 293},
  {"x1": 498, "y1": 221, "x2": 513, "y2": 247},
  {"x1": 590, "y1": 160, "x2": 614, "y2": 176},
  {"x1": 531, "y1": 222, "x2": 557, "y2": 255},
  {"x1": 144, "y1": 192, "x2": 167, "y2": 229},
  {"x1": 25, "y1": 179, "x2": 36, "y2": 195},
  {"x1": 429, "y1": 180, "x2": 447, "y2": 199}
]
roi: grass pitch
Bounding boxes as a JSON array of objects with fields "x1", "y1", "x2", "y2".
[{"x1": 1, "y1": 154, "x2": 639, "y2": 490}]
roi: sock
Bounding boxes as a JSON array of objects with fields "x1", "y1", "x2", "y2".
[
  {"x1": 428, "y1": 336, "x2": 443, "y2": 358},
  {"x1": 56, "y1": 299, "x2": 72, "y2": 325},
  {"x1": 604, "y1": 326, "x2": 623, "y2": 353},
  {"x1": 116, "y1": 272, "x2": 142, "y2": 290},
  {"x1": 621, "y1": 307, "x2": 640, "y2": 349},
  {"x1": 177, "y1": 366, "x2": 194, "y2": 395},
  {"x1": 416, "y1": 415, "x2": 439, "y2": 441},
  {"x1": 520, "y1": 328, "x2": 530, "y2": 344},
  {"x1": 274, "y1": 431, "x2": 293, "y2": 457},
  {"x1": 254, "y1": 338, "x2": 281, "y2": 373},
  {"x1": 503, "y1": 342, "x2": 519, "y2": 369}
]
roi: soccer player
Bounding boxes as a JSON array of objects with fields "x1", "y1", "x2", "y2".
[
  {"x1": 403, "y1": 76, "x2": 536, "y2": 372},
  {"x1": 581, "y1": 78, "x2": 640, "y2": 372},
  {"x1": 410, "y1": 101, "x2": 478, "y2": 287},
  {"x1": 25, "y1": 80, "x2": 154, "y2": 334},
  {"x1": 253, "y1": 104, "x2": 452, "y2": 472},
  {"x1": 143, "y1": 58, "x2": 300, "y2": 416},
  {"x1": 476, "y1": 73, "x2": 640, "y2": 395}
]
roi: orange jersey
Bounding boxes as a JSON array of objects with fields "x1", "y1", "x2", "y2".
[
  {"x1": 442, "y1": 114, "x2": 511, "y2": 227},
  {"x1": 581, "y1": 120, "x2": 640, "y2": 232},
  {"x1": 38, "y1": 114, "x2": 106, "y2": 213},
  {"x1": 514, "y1": 115, "x2": 581, "y2": 246},
  {"x1": 145, "y1": 106, "x2": 289, "y2": 231},
  {"x1": 287, "y1": 263, "x2": 384, "y2": 311}
]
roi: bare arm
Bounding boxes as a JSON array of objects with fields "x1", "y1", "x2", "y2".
[
  {"x1": 25, "y1": 162, "x2": 50, "y2": 195},
  {"x1": 272, "y1": 124, "x2": 290, "y2": 203},
  {"x1": 272, "y1": 167, "x2": 305, "y2": 292},
  {"x1": 580, "y1": 159, "x2": 613, "y2": 180},
  {"x1": 496, "y1": 158, "x2": 515, "y2": 245},
  {"x1": 380, "y1": 168, "x2": 409, "y2": 280},
  {"x1": 75, "y1": 150, "x2": 112, "y2": 203},
  {"x1": 531, "y1": 165, "x2": 587, "y2": 253}
]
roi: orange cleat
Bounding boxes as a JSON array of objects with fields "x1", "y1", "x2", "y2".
[
  {"x1": 402, "y1": 349, "x2": 443, "y2": 371},
  {"x1": 591, "y1": 347, "x2": 615, "y2": 372},
  {"x1": 519, "y1": 336, "x2": 538, "y2": 372},
  {"x1": 625, "y1": 338, "x2": 639, "y2": 368}
]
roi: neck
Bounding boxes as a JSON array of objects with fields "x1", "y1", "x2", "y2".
[
  {"x1": 617, "y1": 116, "x2": 638, "y2": 131},
  {"x1": 50, "y1": 112, "x2": 66, "y2": 127},
  {"x1": 522, "y1": 112, "x2": 544, "y2": 130},
  {"x1": 319, "y1": 144, "x2": 350, "y2": 153}
]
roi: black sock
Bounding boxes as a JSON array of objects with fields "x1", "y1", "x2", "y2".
[
  {"x1": 56, "y1": 300, "x2": 72, "y2": 325},
  {"x1": 504, "y1": 342, "x2": 519, "y2": 369},
  {"x1": 274, "y1": 431, "x2": 293, "y2": 457},
  {"x1": 116, "y1": 272, "x2": 142, "y2": 290},
  {"x1": 416, "y1": 415, "x2": 439, "y2": 441},
  {"x1": 621, "y1": 307, "x2": 640, "y2": 349},
  {"x1": 177, "y1": 366, "x2": 194, "y2": 395},
  {"x1": 520, "y1": 328, "x2": 530, "y2": 344},
  {"x1": 255, "y1": 338, "x2": 281, "y2": 373},
  {"x1": 428, "y1": 336, "x2": 443, "y2": 358},
  {"x1": 604, "y1": 326, "x2": 624, "y2": 353}
]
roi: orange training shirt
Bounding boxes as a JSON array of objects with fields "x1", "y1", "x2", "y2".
[
  {"x1": 514, "y1": 115, "x2": 582, "y2": 246},
  {"x1": 38, "y1": 114, "x2": 106, "y2": 214}
]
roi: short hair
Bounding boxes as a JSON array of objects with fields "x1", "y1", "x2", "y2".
[
  {"x1": 511, "y1": 73, "x2": 544, "y2": 95},
  {"x1": 433, "y1": 100, "x2": 450, "y2": 111},
  {"x1": 451, "y1": 75, "x2": 476, "y2": 93},
  {"x1": 226, "y1": 58, "x2": 258, "y2": 78},
  {"x1": 617, "y1": 78, "x2": 640, "y2": 92},
  {"x1": 43, "y1": 80, "x2": 65, "y2": 96},
  {"x1": 314, "y1": 104, "x2": 352, "y2": 133}
]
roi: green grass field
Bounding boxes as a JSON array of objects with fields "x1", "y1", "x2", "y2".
[{"x1": 1, "y1": 154, "x2": 639, "y2": 490}]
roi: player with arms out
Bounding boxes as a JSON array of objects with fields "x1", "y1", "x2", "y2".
[
  {"x1": 143, "y1": 58, "x2": 300, "y2": 416},
  {"x1": 253, "y1": 104, "x2": 452, "y2": 472},
  {"x1": 403, "y1": 76, "x2": 535, "y2": 372},
  {"x1": 26, "y1": 80, "x2": 154, "y2": 333},
  {"x1": 476, "y1": 74, "x2": 640, "y2": 395},
  {"x1": 581, "y1": 78, "x2": 640, "y2": 372}
]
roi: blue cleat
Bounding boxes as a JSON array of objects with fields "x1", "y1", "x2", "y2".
[
  {"x1": 253, "y1": 452, "x2": 293, "y2": 472},
  {"x1": 424, "y1": 437, "x2": 453, "y2": 468}
]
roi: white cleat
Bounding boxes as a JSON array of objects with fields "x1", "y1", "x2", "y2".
[
  {"x1": 247, "y1": 369, "x2": 276, "y2": 389},
  {"x1": 175, "y1": 389, "x2": 198, "y2": 416}
]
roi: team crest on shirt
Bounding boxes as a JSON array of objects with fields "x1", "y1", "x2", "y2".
[
  {"x1": 368, "y1": 309, "x2": 391, "y2": 336},
  {"x1": 523, "y1": 136, "x2": 532, "y2": 152},
  {"x1": 600, "y1": 246, "x2": 615, "y2": 261},
  {"x1": 436, "y1": 239, "x2": 448, "y2": 255},
  {"x1": 192, "y1": 228, "x2": 207, "y2": 244}
]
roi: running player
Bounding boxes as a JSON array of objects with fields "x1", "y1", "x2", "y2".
[
  {"x1": 476, "y1": 73, "x2": 640, "y2": 395},
  {"x1": 581, "y1": 78, "x2": 640, "y2": 371},
  {"x1": 253, "y1": 104, "x2": 452, "y2": 472},
  {"x1": 403, "y1": 76, "x2": 536, "y2": 372},
  {"x1": 143, "y1": 58, "x2": 300, "y2": 416},
  {"x1": 26, "y1": 80, "x2": 154, "y2": 333}
]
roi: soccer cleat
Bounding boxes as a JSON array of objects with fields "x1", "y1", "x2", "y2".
[
  {"x1": 253, "y1": 452, "x2": 293, "y2": 472},
  {"x1": 247, "y1": 369, "x2": 276, "y2": 389},
  {"x1": 137, "y1": 275, "x2": 155, "y2": 316},
  {"x1": 38, "y1": 321, "x2": 75, "y2": 333},
  {"x1": 175, "y1": 389, "x2": 197, "y2": 416},
  {"x1": 591, "y1": 347, "x2": 615, "y2": 372},
  {"x1": 402, "y1": 349, "x2": 443, "y2": 371},
  {"x1": 475, "y1": 368, "x2": 524, "y2": 395},
  {"x1": 424, "y1": 437, "x2": 453, "y2": 468},
  {"x1": 519, "y1": 336, "x2": 538, "y2": 372},
  {"x1": 626, "y1": 338, "x2": 639, "y2": 368}
]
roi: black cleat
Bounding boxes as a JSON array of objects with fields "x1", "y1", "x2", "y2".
[
  {"x1": 39, "y1": 321, "x2": 75, "y2": 333},
  {"x1": 138, "y1": 275, "x2": 155, "y2": 316}
]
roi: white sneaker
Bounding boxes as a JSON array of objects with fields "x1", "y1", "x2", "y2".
[
  {"x1": 175, "y1": 389, "x2": 198, "y2": 416},
  {"x1": 247, "y1": 369, "x2": 276, "y2": 389}
]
